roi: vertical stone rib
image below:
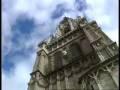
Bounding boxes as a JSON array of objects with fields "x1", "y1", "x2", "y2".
[
  {"x1": 64, "y1": 67, "x2": 72, "y2": 89},
  {"x1": 64, "y1": 76, "x2": 69, "y2": 89},
  {"x1": 50, "y1": 56, "x2": 54, "y2": 71},
  {"x1": 57, "y1": 72, "x2": 61, "y2": 90},
  {"x1": 49, "y1": 75, "x2": 53, "y2": 90},
  {"x1": 49, "y1": 84, "x2": 52, "y2": 90}
]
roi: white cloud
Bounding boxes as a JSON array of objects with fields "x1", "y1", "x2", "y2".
[
  {"x1": 2, "y1": 52, "x2": 36, "y2": 90},
  {"x1": 85, "y1": 0, "x2": 118, "y2": 43},
  {"x1": 104, "y1": 29, "x2": 119, "y2": 45},
  {"x1": 2, "y1": 0, "x2": 118, "y2": 90},
  {"x1": 2, "y1": 63, "x2": 30, "y2": 90},
  {"x1": 2, "y1": 11, "x2": 13, "y2": 57}
]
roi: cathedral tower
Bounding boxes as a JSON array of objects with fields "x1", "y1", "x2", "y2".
[{"x1": 28, "y1": 16, "x2": 119, "y2": 90}]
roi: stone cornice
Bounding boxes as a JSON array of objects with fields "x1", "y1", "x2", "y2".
[{"x1": 48, "y1": 33, "x2": 85, "y2": 55}]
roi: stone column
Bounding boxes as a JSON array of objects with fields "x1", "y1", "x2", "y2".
[
  {"x1": 57, "y1": 72, "x2": 61, "y2": 90},
  {"x1": 81, "y1": 78, "x2": 86, "y2": 90},
  {"x1": 72, "y1": 62, "x2": 80, "y2": 89},
  {"x1": 49, "y1": 84, "x2": 52, "y2": 90},
  {"x1": 56, "y1": 70, "x2": 65, "y2": 90},
  {"x1": 64, "y1": 76, "x2": 69, "y2": 89},
  {"x1": 64, "y1": 66, "x2": 73, "y2": 89},
  {"x1": 49, "y1": 75, "x2": 53, "y2": 90}
]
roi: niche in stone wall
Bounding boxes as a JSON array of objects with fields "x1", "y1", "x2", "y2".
[
  {"x1": 80, "y1": 37, "x2": 93, "y2": 55},
  {"x1": 69, "y1": 43, "x2": 82, "y2": 61},
  {"x1": 54, "y1": 51, "x2": 63, "y2": 69}
]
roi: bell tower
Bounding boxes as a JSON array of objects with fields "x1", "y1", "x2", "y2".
[{"x1": 28, "y1": 16, "x2": 119, "y2": 90}]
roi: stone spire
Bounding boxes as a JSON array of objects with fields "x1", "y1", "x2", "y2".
[{"x1": 58, "y1": 17, "x2": 71, "y2": 35}]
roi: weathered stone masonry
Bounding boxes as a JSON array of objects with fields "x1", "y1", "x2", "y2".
[{"x1": 28, "y1": 16, "x2": 119, "y2": 90}]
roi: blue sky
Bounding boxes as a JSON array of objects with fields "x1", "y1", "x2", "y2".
[{"x1": 2, "y1": 0, "x2": 118, "y2": 90}]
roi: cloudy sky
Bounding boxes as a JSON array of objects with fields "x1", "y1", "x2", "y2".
[{"x1": 2, "y1": 0, "x2": 118, "y2": 90}]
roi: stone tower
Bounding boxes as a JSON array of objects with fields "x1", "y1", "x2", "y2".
[{"x1": 28, "y1": 16, "x2": 119, "y2": 90}]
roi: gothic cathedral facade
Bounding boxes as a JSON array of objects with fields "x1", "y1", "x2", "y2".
[{"x1": 28, "y1": 16, "x2": 119, "y2": 90}]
